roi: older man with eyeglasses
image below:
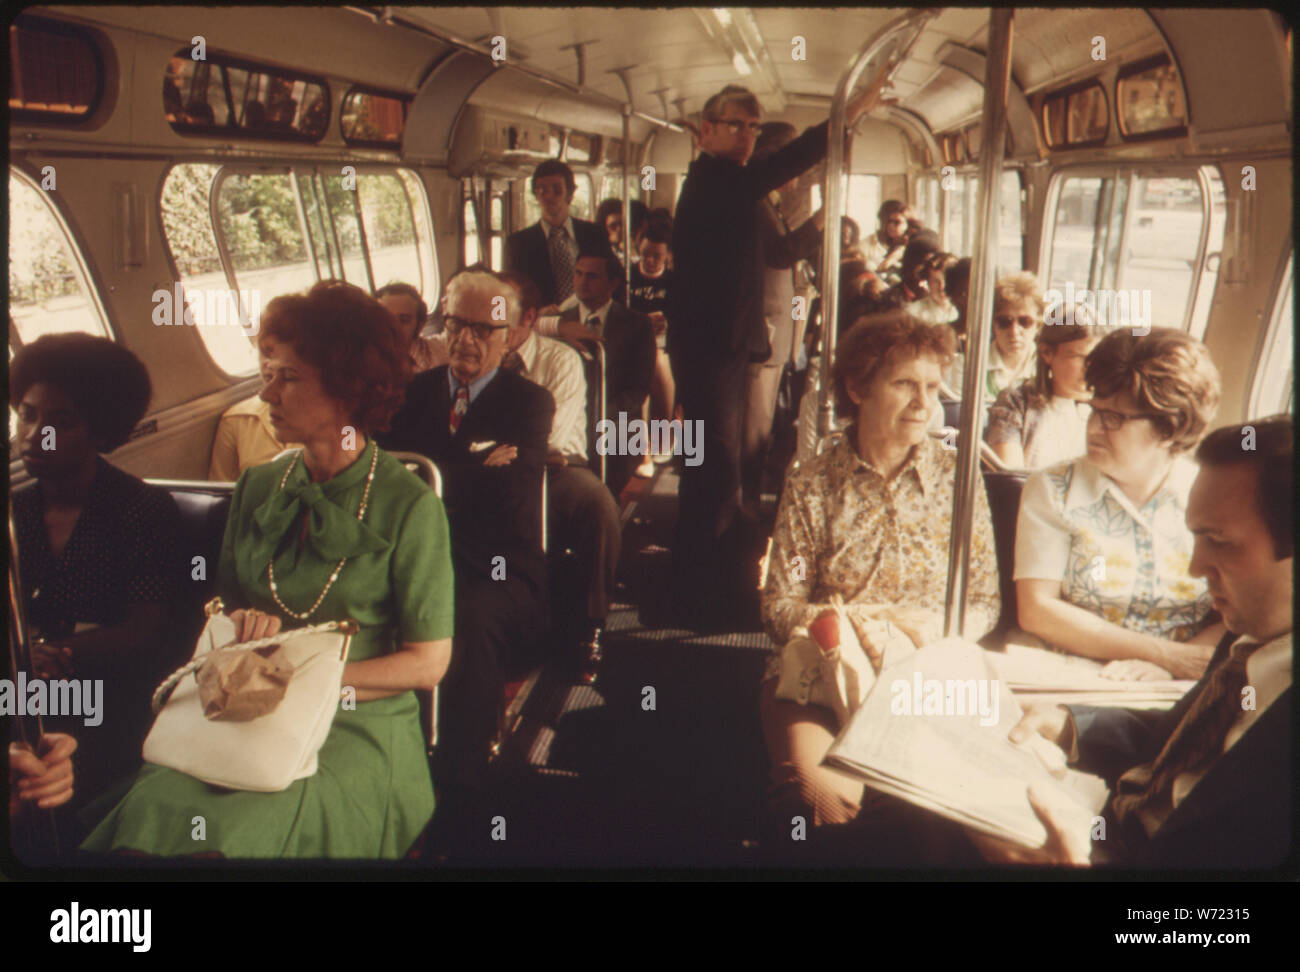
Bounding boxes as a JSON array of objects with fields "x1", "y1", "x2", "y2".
[
  {"x1": 667, "y1": 72, "x2": 895, "y2": 629},
  {"x1": 379, "y1": 270, "x2": 556, "y2": 803}
]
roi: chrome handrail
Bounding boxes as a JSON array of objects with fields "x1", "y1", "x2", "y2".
[
  {"x1": 817, "y1": 8, "x2": 940, "y2": 438},
  {"x1": 943, "y1": 8, "x2": 1015, "y2": 639}
]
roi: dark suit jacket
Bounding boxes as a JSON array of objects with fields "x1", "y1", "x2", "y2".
[
  {"x1": 1068, "y1": 632, "x2": 1293, "y2": 869},
  {"x1": 668, "y1": 122, "x2": 830, "y2": 369},
  {"x1": 378, "y1": 365, "x2": 555, "y2": 596},
  {"x1": 560, "y1": 301, "x2": 656, "y2": 425},
  {"x1": 505, "y1": 218, "x2": 616, "y2": 307}
]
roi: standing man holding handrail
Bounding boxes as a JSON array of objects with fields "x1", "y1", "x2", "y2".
[{"x1": 667, "y1": 76, "x2": 893, "y2": 628}]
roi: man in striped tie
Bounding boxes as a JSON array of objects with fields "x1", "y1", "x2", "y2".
[
  {"x1": 981, "y1": 417, "x2": 1293, "y2": 868},
  {"x1": 504, "y1": 160, "x2": 617, "y2": 309}
]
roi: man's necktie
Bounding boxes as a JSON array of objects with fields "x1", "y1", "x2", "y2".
[
  {"x1": 501, "y1": 350, "x2": 525, "y2": 375},
  {"x1": 448, "y1": 384, "x2": 469, "y2": 435},
  {"x1": 1111, "y1": 639, "x2": 1260, "y2": 825},
  {"x1": 549, "y1": 224, "x2": 574, "y2": 302},
  {"x1": 585, "y1": 314, "x2": 601, "y2": 334}
]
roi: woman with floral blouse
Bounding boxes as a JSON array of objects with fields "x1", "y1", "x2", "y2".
[
  {"x1": 1014, "y1": 328, "x2": 1226, "y2": 681},
  {"x1": 760, "y1": 311, "x2": 1001, "y2": 828}
]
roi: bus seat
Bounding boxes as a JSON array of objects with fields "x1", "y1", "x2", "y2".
[
  {"x1": 149, "y1": 480, "x2": 235, "y2": 648},
  {"x1": 941, "y1": 397, "x2": 961, "y2": 429},
  {"x1": 389, "y1": 451, "x2": 442, "y2": 497},
  {"x1": 981, "y1": 469, "x2": 1028, "y2": 639}
]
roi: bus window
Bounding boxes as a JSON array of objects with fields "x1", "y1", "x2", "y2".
[
  {"x1": 998, "y1": 170, "x2": 1023, "y2": 274},
  {"x1": 160, "y1": 162, "x2": 259, "y2": 375},
  {"x1": 1248, "y1": 253, "x2": 1294, "y2": 417},
  {"x1": 8, "y1": 168, "x2": 113, "y2": 347},
  {"x1": 321, "y1": 173, "x2": 370, "y2": 288},
  {"x1": 357, "y1": 172, "x2": 422, "y2": 289},
  {"x1": 396, "y1": 169, "x2": 438, "y2": 302},
  {"x1": 1120, "y1": 175, "x2": 1206, "y2": 327},
  {"x1": 946, "y1": 175, "x2": 968, "y2": 255},
  {"x1": 1046, "y1": 175, "x2": 1110, "y2": 296},
  {"x1": 213, "y1": 170, "x2": 315, "y2": 372},
  {"x1": 462, "y1": 183, "x2": 481, "y2": 267},
  {"x1": 1046, "y1": 168, "x2": 1223, "y2": 330},
  {"x1": 846, "y1": 174, "x2": 882, "y2": 244}
]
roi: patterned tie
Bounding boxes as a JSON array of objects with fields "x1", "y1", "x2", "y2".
[
  {"x1": 1110, "y1": 639, "x2": 1261, "y2": 825},
  {"x1": 501, "y1": 350, "x2": 525, "y2": 375},
  {"x1": 548, "y1": 223, "x2": 574, "y2": 302},
  {"x1": 585, "y1": 314, "x2": 601, "y2": 337},
  {"x1": 448, "y1": 384, "x2": 469, "y2": 435}
]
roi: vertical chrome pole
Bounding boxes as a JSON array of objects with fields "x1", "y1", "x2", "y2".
[
  {"x1": 816, "y1": 11, "x2": 938, "y2": 439},
  {"x1": 943, "y1": 8, "x2": 1014, "y2": 638}
]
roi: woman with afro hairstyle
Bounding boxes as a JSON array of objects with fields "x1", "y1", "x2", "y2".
[{"x1": 10, "y1": 333, "x2": 185, "y2": 817}]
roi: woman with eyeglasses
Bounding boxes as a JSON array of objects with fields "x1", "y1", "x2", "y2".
[
  {"x1": 985, "y1": 272, "x2": 1045, "y2": 401},
  {"x1": 984, "y1": 307, "x2": 1115, "y2": 469},
  {"x1": 1013, "y1": 328, "x2": 1226, "y2": 681}
]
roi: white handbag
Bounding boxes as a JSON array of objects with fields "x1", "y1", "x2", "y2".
[
  {"x1": 774, "y1": 595, "x2": 910, "y2": 728},
  {"x1": 143, "y1": 598, "x2": 357, "y2": 793}
]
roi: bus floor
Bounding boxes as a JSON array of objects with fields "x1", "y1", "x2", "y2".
[{"x1": 420, "y1": 403, "x2": 801, "y2": 867}]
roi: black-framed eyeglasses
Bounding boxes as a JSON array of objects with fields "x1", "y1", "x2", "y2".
[
  {"x1": 1091, "y1": 407, "x2": 1159, "y2": 431},
  {"x1": 994, "y1": 314, "x2": 1038, "y2": 330},
  {"x1": 714, "y1": 118, "x2": 762, "y2": 135},
  {"x1": 444, "y1": 315, "x2": 510, "y2": 342}
]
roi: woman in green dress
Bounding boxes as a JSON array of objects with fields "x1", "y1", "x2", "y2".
[{"x1": 83, "y1": 281, "x2": 454, "y2": 859}]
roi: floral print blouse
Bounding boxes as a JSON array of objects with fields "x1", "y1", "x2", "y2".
[
  {"x1": 762, "y1": 433, "x2": 1001, "y2": 676},
  {"x1": 1014, "y1": 457, "x2": 1211, "y2": 641}
]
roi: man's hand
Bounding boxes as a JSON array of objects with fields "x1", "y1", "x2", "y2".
[
  {"x1": 484, "y1": 444, "x2": 518, "y2": 467},
  {"x1": 845, "y1": 57, "x2": 898, "y2": 125},
  {"x1": 968, "y1": 784, "x2": 1094, "y2": 866},
  {"x1": 1008, "y1": 704, "x2": 1071, "y2": 779},
  {"x1": 9, "y1": 733, "x2": 78, "y2": 814}
]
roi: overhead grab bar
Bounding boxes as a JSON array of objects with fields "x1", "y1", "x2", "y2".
[
  {"x1": 816, "y1": 8, "x2": 941, "y2": 439},
  {"x1": 943, "y1": 8, "x2": 1015, "y2": 639}
]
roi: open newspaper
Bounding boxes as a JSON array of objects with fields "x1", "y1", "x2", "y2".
[
  {"x1": 824, "y1": 638, "x2": 1110, "y2": 848},
  {"x1": 990, "y1": 640, "x2": 1196, "y2": 709}
]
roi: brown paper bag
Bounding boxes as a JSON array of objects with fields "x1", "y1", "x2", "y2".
[{"x1": 197, "y1": 648, "x2": 294, "y2": 722}]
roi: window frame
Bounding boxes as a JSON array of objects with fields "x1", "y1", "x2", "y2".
[
  {"x1": 8, "y1": 164, "x2": 116, "y2": 347},
  {"x1": 159, "y1": 161, "x2": 435, "y2": 378},
  {"x1": 1115, "y1": 54, "x2": 1190, "y2": 143},
  {"x1": 1039, "y1": 163, "x2": 1219, "y2": 332},
  {"x1": 9, "y1": 14, "x2": 107, "y2": 125},
  {"x1": 164, "y1": 49, "x2": 331, "y2": 143},
  {"x1": 1040, "y1": 80, "x2": 1110, "y2": 150},
  {"x1": 1246, "y1": 248, "x2": 1295, "y2": 419},
  {"x1": 338, "y1": 84, "x2": 412, "y2": 149}
]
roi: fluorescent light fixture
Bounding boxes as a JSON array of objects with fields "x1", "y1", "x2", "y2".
[{"x1": 732, "y1": 51, "x2": 752, "y2": 76}]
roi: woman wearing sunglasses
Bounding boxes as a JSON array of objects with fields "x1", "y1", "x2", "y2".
[
  {"x1": 984, "y1": 306, "x2": 1116, "y2": 470},
  {"x1": 985, "y1": 273, "x2": 1045, "y2": 401},
  {"x1": 1013, "y1": 328, "x2": 1226, "y2": 681}
]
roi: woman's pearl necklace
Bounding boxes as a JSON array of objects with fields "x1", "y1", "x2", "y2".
[{"x1": 266, "y1": 444, "x2": 378, "y2": 621}]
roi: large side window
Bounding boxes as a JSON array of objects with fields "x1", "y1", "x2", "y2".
[
  {"x1": 10, "y1": 167, "x2": 113, "y2": 441},
  {"x1": 1248, "y1": 253, "x2": 1294, "y2": 418},
  {"x1": 164, "y1": 52, "x2": 329, "y2": 141},
  {"x1": 1045, "y1": 168, "x2": 1222, "y2": 331},
  {"x1": 998, "y1": 170, "x2": 1023, "y2": 275},
  {"x1": 159, "y1": 163, "x2": 436, "y2": 376},
  {"x1": 9, "y1": 167, "x2": 112, "y2": 345}
]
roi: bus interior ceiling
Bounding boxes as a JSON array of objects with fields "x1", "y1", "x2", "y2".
[{"x1": 6, "y1": 6, "x2": 1294, "y2": 863}]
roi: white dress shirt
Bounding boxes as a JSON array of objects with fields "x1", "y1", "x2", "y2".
[{"x1": 516, "y1": 330, "x2": 589, "y2": 462}]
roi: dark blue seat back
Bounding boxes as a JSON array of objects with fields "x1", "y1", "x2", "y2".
[{"x1": 981, "y1": 469, "x2": 1027, "y2": 637}]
